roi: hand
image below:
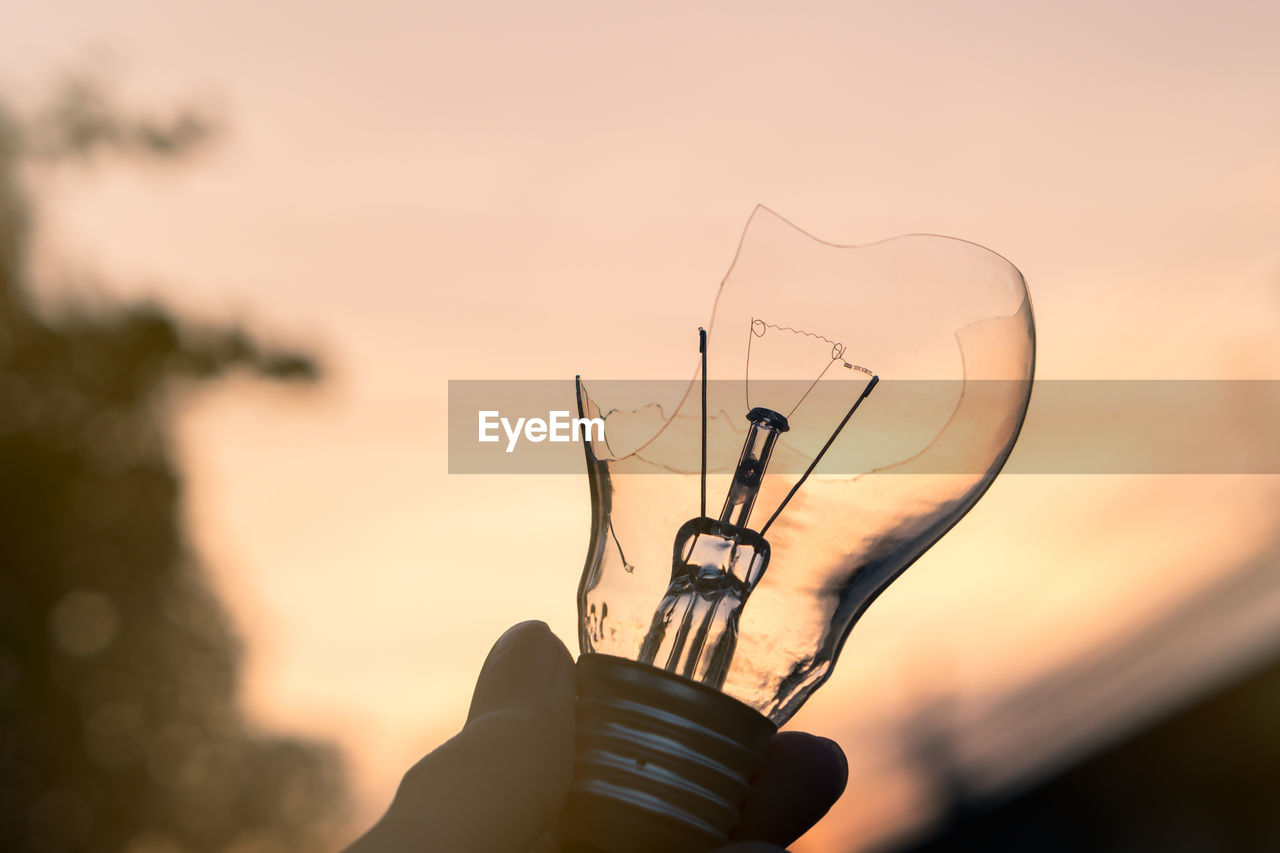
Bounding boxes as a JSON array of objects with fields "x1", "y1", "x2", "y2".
[{"x1": 344, "y1": 621, "x2": 847, "y2": 853}]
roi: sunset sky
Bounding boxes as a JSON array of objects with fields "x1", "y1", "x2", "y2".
[{"x1": 4, "y1": 2, "x2": 1279, "y2": 848}]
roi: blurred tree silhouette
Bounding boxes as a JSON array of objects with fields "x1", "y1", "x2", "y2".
[{"x1": 0, "y1": 80, "x2": 346, "y2": 852}]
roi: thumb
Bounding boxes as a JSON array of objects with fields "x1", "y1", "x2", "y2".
[{"x1": 347, "y1": 621, "x2": 577, "y2": 853}]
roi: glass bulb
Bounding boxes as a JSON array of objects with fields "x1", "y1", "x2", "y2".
[{"x1": 559, "y1": 206, "x2": 1034, "y2": 852}]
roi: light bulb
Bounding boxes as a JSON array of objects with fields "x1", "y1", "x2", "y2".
[{"x1": 556, "y1": 207, "x2": 1035, "y2": 853}]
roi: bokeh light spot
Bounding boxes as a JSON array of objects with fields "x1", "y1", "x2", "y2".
[{"x1": 49, "y1": 590, "x2": 119, "y2": 657}]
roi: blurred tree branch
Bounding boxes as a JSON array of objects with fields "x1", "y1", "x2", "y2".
[{"x1": 26, "y1": 77, "x2": 220, "y2": 164}]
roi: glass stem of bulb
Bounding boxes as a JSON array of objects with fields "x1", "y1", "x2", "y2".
[{"x1": 719, "y1": 407, "x2": 790, "y2": 529}]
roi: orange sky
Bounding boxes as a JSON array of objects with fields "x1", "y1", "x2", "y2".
[{"x1": 5, "y1": 2, "x2": 1280, "y2": 849}]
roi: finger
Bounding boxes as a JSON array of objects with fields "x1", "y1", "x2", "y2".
[
  {"x1": 345, "y1": 621, "x2": 576, "y2": 853},
  {"x1": 468, "y1": 619, "x2": 575, "y2": 722},
  {"x1": 731, "y1": 731, "x2": 848, "y2": 847}
]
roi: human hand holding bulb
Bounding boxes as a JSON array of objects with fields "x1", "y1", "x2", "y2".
[
  {"x1": 343, "y1": 620, "x2": 847, "y2": 853},
  {"x1": 347, "y1": 207, "x2": 1033, "y2": 853}
]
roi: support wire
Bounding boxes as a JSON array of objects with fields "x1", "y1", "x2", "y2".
[{"x1": 759, "y1": 375, "x2": 879, "y2": 536}]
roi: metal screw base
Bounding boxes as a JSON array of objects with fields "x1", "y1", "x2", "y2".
[{"x1": 556, "y1": 654, "x2": 776, "y2": 853}]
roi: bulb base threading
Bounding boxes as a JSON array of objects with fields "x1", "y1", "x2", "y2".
[{"x1": 556, "y1": 654, "x2": 776, "y2": 853}]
